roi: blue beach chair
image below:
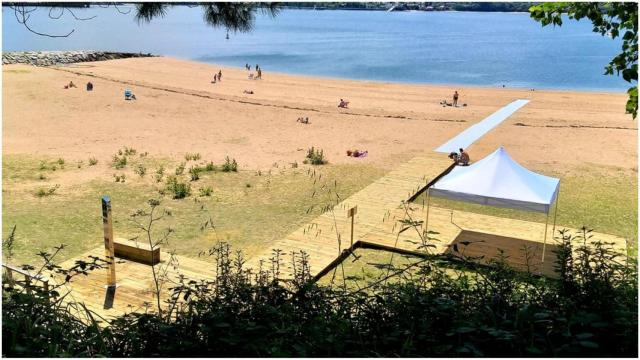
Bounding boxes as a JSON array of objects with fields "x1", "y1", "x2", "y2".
[{"x1": 124, "y1": 89, "x2": 136, "y2": 100}]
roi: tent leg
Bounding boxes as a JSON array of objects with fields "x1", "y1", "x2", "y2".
[
  {"x1": 541, "y1": 211, "x2": 550, "y2": 263},
  {"x1": 551, "y1": 189, "x2": 560, "y2": 239},
  {"x1": 424, "y1": 189, "x2": 431, "y2": 244}
]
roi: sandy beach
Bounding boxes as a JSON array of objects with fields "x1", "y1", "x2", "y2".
[
  {"x1": 3, "y1": 56, "x2": 636, "y2": 172},
  {"x1": 3, "y1": 56, "x2": 637, "y2": 265}
]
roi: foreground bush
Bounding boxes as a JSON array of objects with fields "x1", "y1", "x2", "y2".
[{"x1": 2, "y1": 230, "x2": 637, "y2": 357}]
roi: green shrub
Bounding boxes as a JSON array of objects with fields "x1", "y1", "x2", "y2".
[
  {"x1": 39, "y1": 161, "x2": 47, "y2": 171},
  {"x1": 1, "y1": 230, "x2": 637, "y2": 357},
  {"x1": 112, "y1": 154, "x2": 127, "y2": 169},
  {"x1": 113, "y1": 174, "x2": 126, "y2": 183},
  {"x1": 185, "y1": 152, "x2": 201, "y2": 161},
  {"x1": 134, "y1": 164, "x2": 147, "y2": 178},
  {"x1": 76, "y1": 161, "x2": 83, "y2": 169},
  {"x1": 304, "y1": 147, "x2": 327, "y2": 165},
  {"x1": 175, "y1": 162, "x2": 186, "y2": 176},
  {"x1": 38, "y1": 174, "x2": 46, "y2": 181},
  {"x1": 189, "y1": 166, "x2": 201, "y2": 181},
  {"x1": 123, "y1": 147, "x2": 137, "y2": 156},
  {"x1": 155, "y1": 165, "x2": 165, "y2": 183},
  {"x1": 34, "y1": 184, "x2": 59, "y2": 197},
  {"x1": 205, "y1": 161, "x2": 216, "y2": 172},
  {"x1": 221, "y1": 156, "x2": 238, "y2": 172},
  {"x1": 199, "y1": 186, "x2": 213, "y2": 197},
  {"x1": 88, "y1": 157, "x2": 98, "y2": 166},
  {"x1": 56, "y1": 158, "x2": 65, "y2": 168},
  {"x1": 165, "y1": 176, "x2": 190, "y2": 199}
]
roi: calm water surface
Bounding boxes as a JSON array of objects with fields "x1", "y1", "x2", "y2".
[{"x1": 2, "y1": 6, "x2": 627, "y2": 91}]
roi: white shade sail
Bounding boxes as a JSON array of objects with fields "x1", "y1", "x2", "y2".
[{"x1": 430, "y1": 147, "x2": 560, "y2": 213}]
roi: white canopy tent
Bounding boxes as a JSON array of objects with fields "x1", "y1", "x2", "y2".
[{"x1": 425, "y1": 147, "x2": 560, "y2": 261}]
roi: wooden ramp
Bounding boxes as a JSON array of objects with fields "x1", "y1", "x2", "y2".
[
  {"x1": 245, "y1": 152, "x2": 454, "y2": 277},
  {"x1": 50, "y1": 248, "x2": 216, "y2": 321}
]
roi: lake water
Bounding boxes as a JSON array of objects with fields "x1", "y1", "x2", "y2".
[{"x1": 2, "y1": 6, "x2": 627, "y2": 91}]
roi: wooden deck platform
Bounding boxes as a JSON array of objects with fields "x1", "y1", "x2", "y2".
[
  {"x1": 50, "y1": 248, "x2": 216, "y2": 321},
  {"x1": 359, "y1": 204, "x2": 629, "y2": 277}
]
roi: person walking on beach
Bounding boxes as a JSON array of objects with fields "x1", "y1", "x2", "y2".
[
  {"x1": 255, "y1": 64, "x2": 259, "y2": 71},
  {"x1": 218, "y1": 70, "x2": 222, "y2": 82},
  {"x1": 212, "y1": 74, "x2": 217, "y2": 83},
  {"x1": 257, "y1": 68, "x2": 262, "y2": 79},
  {"x1": 453, "y1": 91, "x2": 459, "y2": 107}
]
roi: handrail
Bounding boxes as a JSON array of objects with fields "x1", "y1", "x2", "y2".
[{"x1": 2, "y1": 263, "x2": 50, "y2": 293}]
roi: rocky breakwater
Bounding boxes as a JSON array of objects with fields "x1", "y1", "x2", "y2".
[{"x1": 2, "y1": 51, "x2": 156, "y2": 66}]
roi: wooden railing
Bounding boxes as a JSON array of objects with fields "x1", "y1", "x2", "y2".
[{"x1": 2, "y1": 264, "x2": 50, "y2": 294}]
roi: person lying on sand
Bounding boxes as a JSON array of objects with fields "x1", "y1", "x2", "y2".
[
  {"x1": 338, "y1": 99, "x2": 349, "y2": 108},
  {"x1": 296, "y1": 117, "x2": 310, "y2": 124},
  {"x1": 243, "y1": 90, "x2": 254, "y2": 94},
  {"x1": 64, "y1": 81, "x2": 77, "y2": 89}
]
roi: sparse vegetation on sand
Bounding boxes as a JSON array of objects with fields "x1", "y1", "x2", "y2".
[
  {"x1": 184, "y1": 152, "x2": 201, "y2": 161},
  {"x1": 221, "y1": 156, "x2": 238, "y2": 172},
  {"x1": 165, "y1": 175, "x2": 191, "y2": 199},
  {"x1": 34, "y1": 184, "x2": 60, "y2": 198},
  {"x1": 3, "y1": 154, "x2": 386, "y2": 264},
  {"x1": 304, "y1": 147, "x2": 327, "y2": 165}
]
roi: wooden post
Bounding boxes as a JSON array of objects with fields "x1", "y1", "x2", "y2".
[
  {"x1": 551, "y1": 188, "x2": 560, "y2": 239},
  {"x1": 541, "y1": 211, "x2": 550, "y2": 263},
  {"x1": 347, "y1": 206, "x2": 357, "y2": 247},
  {"x1": 102, "y1": 196, "x2": 116, "y2": 287},
  {"x1": 424, "y1": 189, "x2": 431, "y2": 240},
  {"x1": 5, "y1": 268, "x2": 15, "y2": 286}
]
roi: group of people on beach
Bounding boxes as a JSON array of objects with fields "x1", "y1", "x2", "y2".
[
  {"x1": 246, "y1": 63, "x2": 262, "y2": 80},
  {"x1": 440, "y1": 91, "x2": 466, "y2": 107},
  {"x1": 64, "y1": 80, "x2": 94, "y2": 92},
  {"x1": 448, "y1": 148, "x2": 470, "y2": 166},
  {"x1": 297, "y1": 116, "x2": 310, "y2": 124},
  {"x1": 212, "y1": 70, "x2": 223, "y2": 83}
]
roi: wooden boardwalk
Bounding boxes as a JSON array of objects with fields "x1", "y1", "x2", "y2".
[
  {"x1": 244, "y1": 152, "x2": 454, "y2": 277},
  {"x1": 27, "y1": 150, "x2": 629, "y2": 320}
]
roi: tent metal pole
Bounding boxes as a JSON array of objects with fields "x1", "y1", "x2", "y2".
[
  {"x1": 551, "y1": 188, "x2": 560, "y2": 239},
  {"x1": 424, "y1": 189, "x2": 431, "y2": 243},
  {"x1": 541, "y1": 211, "x2": 550, "y2": 263}
]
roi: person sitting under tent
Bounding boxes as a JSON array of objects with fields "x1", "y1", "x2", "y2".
[
  {"x1": 338, "y1": 99, "x2": 349, "y2": 108},
  {"x1": 124, "y1": 89, "x2": 136, "y2": 100},
  {"x1": 458, "y1": 148, "x2": 470, "y2": 166}
]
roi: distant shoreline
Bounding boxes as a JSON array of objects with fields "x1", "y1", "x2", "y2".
[{"x1": 187, "y1": 56, "x2": 627, "y2": 95}]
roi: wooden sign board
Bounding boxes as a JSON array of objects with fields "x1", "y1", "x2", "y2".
[{"x1": 347, "y1": 206, "x2": 357, "y2": 218}]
